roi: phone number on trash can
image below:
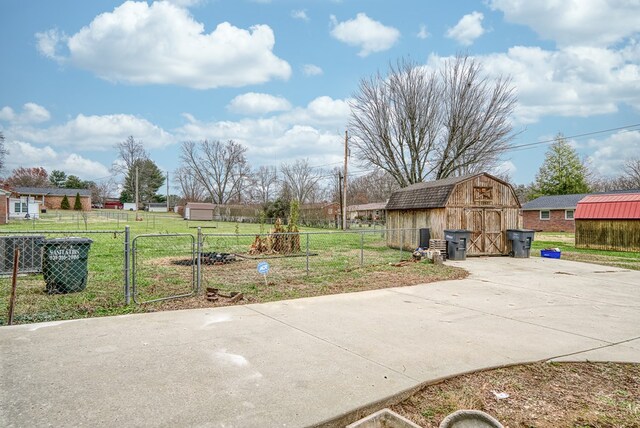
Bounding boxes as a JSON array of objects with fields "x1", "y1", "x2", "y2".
[{"x1": 48, "y1": 248, "x2": 81, "y2": 261}]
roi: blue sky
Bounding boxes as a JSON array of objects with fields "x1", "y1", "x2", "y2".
[{"x1": 1, "y1": 0, "x2": 639, "y2": 192}]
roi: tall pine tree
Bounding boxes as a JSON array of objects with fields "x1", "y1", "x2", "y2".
[
  {"x1": 533, "y1": 134, "x2": 590, "y2": 196},
  {"x1": 73, "y1": 192, "x2": 83, "y2": 210}
]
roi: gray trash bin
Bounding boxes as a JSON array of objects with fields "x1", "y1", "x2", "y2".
[
  {"x1": 444, "y1": 229, "x2": 471, "y2": 261},
  {"x1": 506, "y1": 229, "x2": 535, "y2": 258}
]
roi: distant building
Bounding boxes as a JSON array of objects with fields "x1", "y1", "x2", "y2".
[
  {"x1": 347, "y1": 202, "x2": 387, "y2": 221},
  {"x1": 521, "y1": 194, "x2": 588, "y2": 232},
  {"x1": 146, "y1": 202, "x2": 168, "y2": 213},
  {"x1": 184, "y1": 202, "x2": 216, "y2": 220},
  {"x1": 0, "y1": 189, "x2": 11, "y2": 224},
  {"x1": 10, "y1": 187, "x2": 92, "y2": 217}
]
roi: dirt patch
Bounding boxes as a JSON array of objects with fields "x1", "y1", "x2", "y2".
[
  {"x1": 389, "y1": 362, "x2": 640, "y2": 428},
  {"x1": 141, "y1": 261, "x2": 468, "y2": 313}
]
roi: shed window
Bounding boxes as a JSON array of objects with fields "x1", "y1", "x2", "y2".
[
  {"x1": 565, "y1": 209, "x2": 574, "y2": 220},
  {"x1": 540, "y1": 210, "x2": 550, "y2": 220},
  {"x1": 473, "y1": 186, "x2": 493, "y2": 202}
]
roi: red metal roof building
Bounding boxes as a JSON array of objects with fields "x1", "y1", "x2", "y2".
[
  {"x1": 575, "y1": 194, "x2": 640, "y2": 219},
  {"x1": 575, "y1": 193, "x2": 640, "y2": 252}
]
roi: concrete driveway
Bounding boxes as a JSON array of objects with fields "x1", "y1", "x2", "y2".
[{"x1": 1, "y1": 257, "x2": 639, "y2": 427}]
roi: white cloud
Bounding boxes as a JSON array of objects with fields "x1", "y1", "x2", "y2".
[
  {"x1": 177, "y1": 96, "x2": 350, "y2": 166},
  {"x1": 302, "y1": 64, "x2": 323, "y2": 76},
  {"x1": 7, "y1": 112, "x2": 174, "y2": 151},
  {"x1": 489, "y1": 0, "x2": 640, "y2": 47},
  {"x1": 5, "y1": 141, "x2": 110, "y2": 179},
  {"x1": 35, "y1": 28, "x2": 66, "y2": 60},
  {"x1": 330, "y1": 13, "x2": 400, "y2": 57},
  {"x1": 291, "y1": 10, "x2": 309, "y2": 21},
  {"x1": 417, "y1": 24, "x2": 430, "y2": 40},
  {"x1": 38, "y1": 1, "x2": 291, "y2": 89},
  {"x1": 421, "y1": 41, "x2": 640, "y2": 125},
  {"x1": 586, "y1": 130, "x2": 640, "y2": 176},
  {"x1": 227, "y1": 93, "x2": 292, "y2": 115},
  {"x1": 446, "y1": 11, "x2": 485, "y2": 46},
  {"x1": 0, "y1": 103, "x2": 51, "y2": 124}
]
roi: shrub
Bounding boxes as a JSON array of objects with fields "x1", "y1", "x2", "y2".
[
  {"x1": 60, "y1": 195, "x2": 70, "y2": 210},
  {"x1": 73, "y1": 192, "x2": 82, "y2": 211}
]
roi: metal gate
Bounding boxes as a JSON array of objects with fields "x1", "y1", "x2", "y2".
[{"x1": 131, "y1": 234, "x2": 197, "y2": 304}]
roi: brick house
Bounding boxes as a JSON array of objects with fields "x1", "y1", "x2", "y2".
[
  {"x1": 521, "y1": 194, "x2": 588, "y2": 232},
  {"x1": 0, "y1": 188, "x2": 11, "y2": 224},
  {"x1": 11, "y1": 187, "x2": 92, "y2": 214}
]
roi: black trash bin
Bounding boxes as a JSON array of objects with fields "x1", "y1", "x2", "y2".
[
  {"x1": 41, "y1": 237, "x2": 93, "y2": 294},
  {"x1": 419, "y1": 228, "x2": 431, "y2": 248},
  {"x1": 506, "y1": 229, "x2": 535, "y2": 258},
  {"x1": 444, "y1": 230, "x2": 471, "y2": 261}
]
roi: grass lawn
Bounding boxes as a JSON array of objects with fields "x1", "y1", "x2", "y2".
[
  {"x1": 1, "y1": 211, "x2": 466, "y2": 325},
  {"x1": 390, "y1": 362, "x2": 640, "y2": 428},
  {"x1": 533, "y1": 232, "x2": 640, "y2": 270}
]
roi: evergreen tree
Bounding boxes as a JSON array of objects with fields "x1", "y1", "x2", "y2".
[
  {"x1": 73, "y1": 192, "x2": 83, "y2": 210},
  {"x1": 533, "y1": 134, "x2": 590, "y2": 196},
  {"x1": 121, "y1": 159, "x2": 165, "y2": 203},
  {"x1": 49, "y1": 170, "x2": 67, "y2": 188},
  {"x1": 60, "y1": 195, "x2": 70, "y2": 210}
]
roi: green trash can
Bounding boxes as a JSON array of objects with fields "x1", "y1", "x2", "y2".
[{"x1": 41, "y1": 237, "x2": 93, "y2": 294}]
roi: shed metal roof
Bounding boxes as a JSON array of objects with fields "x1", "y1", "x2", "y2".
[
  {"x1": 185, "y1": 202, "x2": 216, "y2": 210},
  {"x1": 385, "y1": 174, "x2": 495, "y2": 210},
  {"x1": 575, "y1": 193, "x2": 640, "y2": 219}
]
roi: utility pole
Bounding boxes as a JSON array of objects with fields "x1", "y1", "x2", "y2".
[
  {"x1": 166, "y1": 171, "x2": 170, "y2": 212},
  {"x1": 342, "y1": 130, "x2": 349, "y2": 230},
  {"x1": 135, "y1": 165, "x2": 139, "y2": 220},
  {"x1": 338, "y1": 172, "x2": 343, "y2": 230}
]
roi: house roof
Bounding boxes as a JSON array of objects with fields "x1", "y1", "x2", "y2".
[
  {"x1": 347, "y1": 202, "x2": 387, "y2": 212},
  {"x1": 575, "y1": 193, "x2": 640, "y2": 219},
  {"x1": 521, "y1": 194, "x2": 589, "y2": 210},
  {"x1": 185, "y1": 202, "x2": 216, "y2": 210},
  {"x1": 522, "y1": 189, "x2": 640, "y2": 211},
  {"x1": 386, "y1": 173, "x2": 501, "y2": 210},
  {"x1": 13, "y1": 187, "x2": 91, "y2": 197}
]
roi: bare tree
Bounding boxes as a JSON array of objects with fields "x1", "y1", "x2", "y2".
[
  {"x1": 179, "y1": 140, "x2": 250, "y2": 205},
  {"x1": 0, "y1": 131, "x2": 7, "y2": 174},
  {"x1": 349, "y1": 169, "x2": 399, "y2": 203},
  {"x1": 623, "y1": 157, "x2": 640, "y2": 189},
  {"x1": 5, "y1": 167, "x2": 49, "y2": 187},
  {"x1": 90, "y1": 179, "x2": 117, "y2": 207},
  {"x1": 247, "y1": 165, "x2": 279, "y2": 204},
  {"x1": 280, "y1": 159, "x2": 324, "y2": 204},
  {"x1": 174, "y1": 166, "x2": 206, "y2": 202},
  {"x1": 112, "y1": 136, "x2": 148, "y2": 175},
  {"x1": 349, "y1": 54, "x2": 517, "y2": 187}
]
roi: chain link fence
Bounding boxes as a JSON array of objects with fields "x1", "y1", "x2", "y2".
[
  {"x1": 2, "y1": 227, "x2": 427, "y2": 325},
  {"x1": 0, "y1": 230, "x2": 125, "y2": 325}
]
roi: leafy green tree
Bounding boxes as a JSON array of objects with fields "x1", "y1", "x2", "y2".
[
  {"x1": 60, "y1": 195, "x2": 71, "y2": 210},
  {"x1": 533, "y1": 134, "x2": 590, "y2": 196},
  {"x1": 121, "y1": 158, "x2": 165, "y2": 203},
  {"x1": 49, "y1": 170, "x2": 67, "y2": 188},
  {"x1": 65, "y1": 175, "x2": 87, "y2": 189},
  {"x1": 73, "y1": 192, "x2": 83, "y2": 210}
]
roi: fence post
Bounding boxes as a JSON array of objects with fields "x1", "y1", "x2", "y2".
[
  {"x1": 306, "y1": 233, "x2": 310, "y2": 275},
  {"x1": 196, "y1": 227, "x2": 202, "y2": 292},
  {"x1": 124, "y1": 225, "x2": 131, "y2": 305},
  {"x1": 360, "y1": 231, "x2": 364, "y2": 267}
]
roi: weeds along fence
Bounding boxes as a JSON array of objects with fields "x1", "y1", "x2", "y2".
[
  {"x1": 1, "y1": 227, "x2": 422, "y2": 325},
  {"x1": 8, "y1": 211, "x2": 175, "y2": 231}
]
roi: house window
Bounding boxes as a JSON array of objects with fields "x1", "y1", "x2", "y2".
[
  {"x1": 473, "y1": 186, "x2": 493, "y2": 202},
  {"x1": 565, "y1": 209, "x2": 575, "y2": 220},
  {"x1": 540, "y1": 210, "x2": 550, "y2": 220},
  {"x1": 14, "y1": 202, "x2": 27, "y2": 213}
]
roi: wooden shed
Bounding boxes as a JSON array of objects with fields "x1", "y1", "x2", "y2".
[
  {"x1": 575, "y1": 193, "x2": 640, "y2": 252},
  {"x1": 385, "y1": 173, "x2": 521, "y2": 255},
  {"x1": 184, "y1": 202, "x2": 216, "y2": 221}
]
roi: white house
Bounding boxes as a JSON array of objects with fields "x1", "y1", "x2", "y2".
[{"x1": 8, "y1": 196, "x2": 40, "y2": 219}]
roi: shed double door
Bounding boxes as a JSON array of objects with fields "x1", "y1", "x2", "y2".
[{"x1": 464, "y1": 208, "x2": 504, "y2": 255}]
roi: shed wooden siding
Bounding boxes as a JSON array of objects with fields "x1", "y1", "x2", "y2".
[
  {"x1": 386, "y1": 174, "x2": 521, "y2": 254},
  {"x1": 575, "y1": 220, "x2": 640, "y2": 252}
]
